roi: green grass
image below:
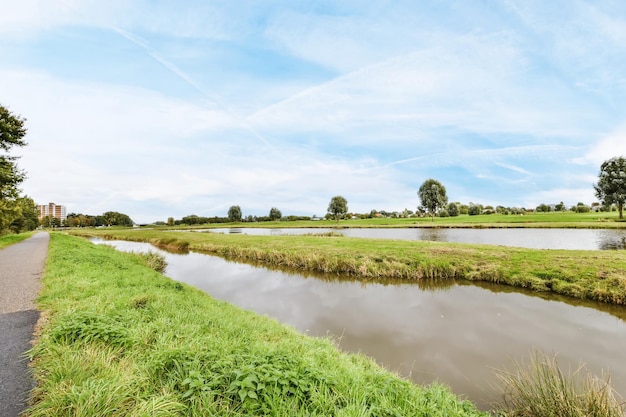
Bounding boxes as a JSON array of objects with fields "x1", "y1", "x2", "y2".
[
  {"x1": 72, "y1": 228, "x2": 626, "y2": 305},
  {"x1": 27, "y1": 233, "x2": 487, "y2": 416},
  {"x1": 165, "y1": 212, "x2": 626, "y2": 230},
  {"x1": 492, "y1": 351, "x2": 624, "y2": 417},
  {"x1": 0, "y1": 231, "x2": 35, "y2": 249}
]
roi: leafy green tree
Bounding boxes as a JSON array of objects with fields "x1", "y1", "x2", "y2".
[
  {"x1": 8, "y1": 196, "x2": 38, "y2": 232},
  {"x1": 0, "y1": 104, "x2": 28, "y2": 233},
  {"x1": 447, "y1": 202, "x2": 459, "y2": 217},
  {"x1": 327, "y1": 196, "x2": 348, "y2": 223},
  {"x1": 468, "y1": 203, "x2": 482, "y2": 216},
  {"x1": 102, "y1": 211, "x2": 134, "y2": 226},
  {"x1": 594, "y1": 156, "x2": 626, "y2": 219},
  {"x1": 228, "y1": 205, "x2": 242, "y2": 222},
  {"x1": 418, "y1": 179, "x2": 448, "y2": 221},
  {"x1": 268, "y1": 207, "x2": 282, "y2": 221}
]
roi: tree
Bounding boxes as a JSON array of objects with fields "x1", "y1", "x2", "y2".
[
  {"x1": 102, "y1": 211, "x2": 134, "y2": 227},
  {"x1": 418, "y1": 179, "x2": 448, "y2": 221},
  {"x1": 8, "y1": 196, "x2": 38, "y2": 233},
  {"x1": 269, "y1": 207, "x2": 282, "y2": 221},
  {"x1": 447, "y1": 202, "x2": 459, "y2": 217},
  {"x1": 594, "y1": 156, "x2": 626, "y2": 220},
  {"x1": 327, "y1": 196, "x2": 348, "y2": 223},
  {"x1": 227, "y1": 205, "x2": 242, "y2": 222},
  {"x1": 0, "y1": 104, "x2": 28, "y2": 233}
]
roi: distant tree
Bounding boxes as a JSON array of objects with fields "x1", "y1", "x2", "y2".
[
  {"x1": 438, "y1": 209, "x2": 450, "y2": 217},
  {"x1": 447, "y1": 202, "x2": 459, "y2": 217},
  {"x1": 594, "y1": 156, "x2": 626, "y2": 219},
  {"x1": 327, "y1": 196, "x2": 348, "y2": 223},
  {"x1": 0, "y1": 104, "x2": 28, "y2": 233},
  {"x1": 167, "y1": 217, "x2": 175, "y2": 226},
  {"x1": 6, "y1": 196, "x2": 38, "y2": 233},
  {"x1": 536, "y1": 203, "x2": 551, "y2": 213},
  {"x1": 468, "y1": 204, "x2": 482, "y2": 216},
  {"x1": 268, "y1": 207, "x2": 282, "y2": 221},
  {"x1": 418, "y1": 179, "x2": 448, "y2": 221},
  {"x1": 555, "y1": 201, "x2": 566, "y2": 212},
  {"x1": 102, "y1": 211, "x2": 134, "y2": 226},
  {"x1": 227, "y1": 205, "x2": 242, "y2": 222}
]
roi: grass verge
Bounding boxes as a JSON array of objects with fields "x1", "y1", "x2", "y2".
[
  {"x1": 0, "y1": 231, "x2": 35, "y2": 249},
  {"x1": 27, "y1": 233, "x2": 487, "y2": 416},
  {"x1": 72, "y1": 228, "x2": 626, "y2": 305}
]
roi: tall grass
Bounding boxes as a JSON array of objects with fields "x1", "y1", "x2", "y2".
[
  {"x1": 27, "y1": 233, "x2": 487, "y2": 416},
  {"x1": 492, "y1": 351, "x2": 625, "y2": 417}
]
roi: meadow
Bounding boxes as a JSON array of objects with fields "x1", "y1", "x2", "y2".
[{"x1": 181, "y1": 211, "x2": 626, "y2": 229}]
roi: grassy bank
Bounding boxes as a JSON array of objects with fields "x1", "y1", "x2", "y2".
[
  {"x1": 72, "y1": 228, "x2": 626, "y2": 306},
  {"x1": 27, "y1": 233, "x2": 486, "y2": 416},
  {"x1": 0, "y1": 231, "x2": 34, "y2": 249}
]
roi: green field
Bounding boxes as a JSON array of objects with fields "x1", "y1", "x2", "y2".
[
  {"x1": 71, "y1": 227, "x2": 626, "y2": 305},
  {"x1": 171, "y1": 211, "x2": 626, "y2": 229},
  {"x1": 27, "y1": 233, "x2": 487, "y2": 416}
]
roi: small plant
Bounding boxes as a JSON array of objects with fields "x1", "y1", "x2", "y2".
[
  {"x1": 492, "y1": 351, "x2": 625, "y2": 417},
  {"x1": 136, "y1": 250, "x2": 167, "y2": 272},
  {"x1": 49, "y1": 311, "x2": 131, "y2": 349}
]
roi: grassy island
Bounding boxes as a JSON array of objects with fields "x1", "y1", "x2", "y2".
[
  {"x1": 71, "y1": 225, "x2": 626, "y2": 306},
  {"x1": 27, "y1": 233, "x2": 486, "y2": 416}
]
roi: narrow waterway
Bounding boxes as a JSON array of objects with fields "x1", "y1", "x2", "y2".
[{"x1": 93, "y1": 239, "x2": 626, "y2": 410}]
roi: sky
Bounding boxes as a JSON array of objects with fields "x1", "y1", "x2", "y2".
[{"x1": 2, "y1": 1, "x2": 626, "y2": 224}]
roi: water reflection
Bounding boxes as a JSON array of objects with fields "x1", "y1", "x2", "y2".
[
  {"x1": 92, "y1": 239, "x2": 626, "y2": 410},
  {"x1": 201, "y1": 227, "x2": 626, "y2": 250}
]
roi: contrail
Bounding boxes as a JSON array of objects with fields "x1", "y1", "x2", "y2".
[{"x1": 112, "y1": 26, "x2": 273, "y2": 147}]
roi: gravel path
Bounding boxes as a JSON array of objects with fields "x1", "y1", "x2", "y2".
[{"x1": 0, "y1": 232, "x2": 49, "y2": 417}]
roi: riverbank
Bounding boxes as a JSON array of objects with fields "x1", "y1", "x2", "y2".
[
  {"x1": 26, "y1": 233, "x2": 486, "y2": 416},
  {"x1": 71, "y1": 228, "x2": 626, "y2": 306}
]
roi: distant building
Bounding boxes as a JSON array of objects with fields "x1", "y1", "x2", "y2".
[{"x1": 37, "y1": 202, "x2": 67, "y2": 223}]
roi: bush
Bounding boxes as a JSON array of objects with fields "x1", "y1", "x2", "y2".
[{"x1": 439, "y1": 209, "x2": 450, "y2": 218}]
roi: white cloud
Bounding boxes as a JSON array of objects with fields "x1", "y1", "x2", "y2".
[{"x1": 578, "y1": 126, "x2": 626, "y2": 166}]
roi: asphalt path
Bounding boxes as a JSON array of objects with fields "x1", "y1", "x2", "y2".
[{"x1": 0, "y1": 232, "x2": 49, "y2": 417}]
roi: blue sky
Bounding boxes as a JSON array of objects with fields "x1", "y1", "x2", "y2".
[{"x1": 2, "y1": 1, "x2": 626, "y2": 223}]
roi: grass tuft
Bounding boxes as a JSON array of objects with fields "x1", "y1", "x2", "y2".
[{"x1": 492, "y1": 351, "x2": 625, "y2": 417}]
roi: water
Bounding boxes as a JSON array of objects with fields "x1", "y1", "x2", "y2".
[
  {"x1": 196, "y1": 227, "x2": 626, "y2": 250},
  {"x1": 93, "y1": 239, "x2": 626, "y2": 410}
]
